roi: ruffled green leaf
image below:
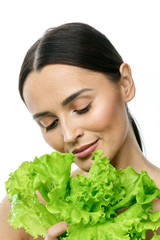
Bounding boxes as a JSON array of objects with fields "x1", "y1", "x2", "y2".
[{"x1": 5, "y1": 150, "x2": 160, "y2": 239}]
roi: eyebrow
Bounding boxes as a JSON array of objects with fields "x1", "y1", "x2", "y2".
[
  {"x1": 33, "y1": 88, "x2": 93, "y2": 120},
  {"x1": 33, "y1": 111, "x2": 51, "y2": 120},
  {"x1": 62, "y1": 88, "x2": 93, "y2": 106}
]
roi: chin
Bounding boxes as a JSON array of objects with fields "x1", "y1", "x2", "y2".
[{"x1": 75, "y1": 157, "x2": 94, "y2": 172}]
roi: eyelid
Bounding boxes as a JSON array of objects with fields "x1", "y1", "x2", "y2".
[
  {"x1": 46, "y1": 119, "x2": 58, "y2": 132},
  {"x1": 39, "y1": 120, "x2": 47, "y2": 128},
  {"x1": 38, "y1": 115, "x2": 56, "y2": 128},
  {"x1": 72, "y1": 96, "x2": 92, "y2": 108},
  {"x1": 74, "y1": 102, "x2": 92, "y2": 115}
]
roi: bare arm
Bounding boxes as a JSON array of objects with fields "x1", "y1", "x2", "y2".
[
  {"x1": 0, "y1": 196, "x2": 69, "y2": 240},
  {"x1": 0, "y1": 168, "x2": 86, "y2": 240},
  {"x1": 0, "y1": 196, "x2": 43, "y2": 240}
]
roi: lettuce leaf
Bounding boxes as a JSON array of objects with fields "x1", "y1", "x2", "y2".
[
  {"x1": 5, "y1": 150, "x2": 160, "y2": 239},
  {"x1": 5, "y1": 152, "x2": 74, "y2": 238}
]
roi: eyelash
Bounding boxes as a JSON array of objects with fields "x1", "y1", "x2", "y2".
[
  {"x1": 74, "y1": 103, "x2": 91, "y2": 115},
  {"x1": 45, "y1": 103, "x2": 91, "y2": 132},
  {"x1": 46, "y1": 119, "x2": 58, "y2": 132}
]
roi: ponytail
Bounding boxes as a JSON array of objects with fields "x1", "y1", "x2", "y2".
[{"x1": 127, "y1": 107, "x2": 143, "y2": 151}]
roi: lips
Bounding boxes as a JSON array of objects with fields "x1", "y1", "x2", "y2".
[{"x1": 72, "y1": 139, "x2": 99, "y2": 159}]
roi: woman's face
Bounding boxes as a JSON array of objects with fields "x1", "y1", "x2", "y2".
[{"x1": 23, "y1": 64, "x2": 130, "y2": 172}]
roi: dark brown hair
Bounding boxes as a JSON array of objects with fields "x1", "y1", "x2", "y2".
[{"x1": 19, "y1": 22, "x2": 143, "y2": 151}]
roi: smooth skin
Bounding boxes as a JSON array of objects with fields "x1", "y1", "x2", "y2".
[{"x1": 0, "y1": 63, "x2": 160, "y2": 239}]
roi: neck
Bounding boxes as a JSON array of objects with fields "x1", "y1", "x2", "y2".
[
  {"x1": 111, "y1": 125, "x2": 160, "y2": 188},
  {"x1": 111, "y1": 126, "x2": 147, "y2": 173}
]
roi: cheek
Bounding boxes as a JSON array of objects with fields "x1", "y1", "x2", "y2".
[
  {"x1": 87, "y1": 102, "x2": 119, "y2": 132},
  {"x1": 41, "y1": 130, "x2": 64, "y2": 153}
]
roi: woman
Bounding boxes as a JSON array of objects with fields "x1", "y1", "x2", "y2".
[{"x1": 0, "y1": 23, "x2": 159, "y2": 239}]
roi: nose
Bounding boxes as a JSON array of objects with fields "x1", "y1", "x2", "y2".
[{"x1": 61, "y1": 118, "x2": 84, "y2": 143}]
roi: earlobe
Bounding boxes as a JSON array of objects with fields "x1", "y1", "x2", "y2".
[{"x1": 119, "y1": 63, "x2": 135, "y2": 103}]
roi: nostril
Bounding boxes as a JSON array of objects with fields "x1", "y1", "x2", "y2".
[{"x1": 76, "y1": 134, "x2": 83, "y2": 139}]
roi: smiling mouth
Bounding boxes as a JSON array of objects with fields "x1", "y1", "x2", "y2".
[{"x1": 72, "y1": 139, "x2": 99, "y2": 159}]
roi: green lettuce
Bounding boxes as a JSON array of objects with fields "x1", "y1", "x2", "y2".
[{"x1": 5, "y1": 150, "x2": 160, "y2": 239}]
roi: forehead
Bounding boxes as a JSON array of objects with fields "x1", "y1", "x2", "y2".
[
  {"x1": 24, "y1": 64, "x2": 96, "y2": 95},
  {"x1": 23, "y1": 64, "x2": 115, "y2": 113}
]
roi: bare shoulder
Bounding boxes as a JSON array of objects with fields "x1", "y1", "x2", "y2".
[
  {"x1": 0, "y1": 196, "x2": 24, "y2": 240},
  {"x1": 0, "y1": 196, "x2": 44, "y2": 240}
]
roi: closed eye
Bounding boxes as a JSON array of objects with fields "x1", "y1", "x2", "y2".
[
  {"x1": 74, "y1": 103, "x2": 91, "y2": 115},
  {"x1": 46, "y1": 119, "x2": 58, "y2": 132}
]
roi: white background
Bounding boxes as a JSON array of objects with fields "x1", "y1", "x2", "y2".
[{"x1": 0, "y1": 0, "x2": 160, "y2": 202}]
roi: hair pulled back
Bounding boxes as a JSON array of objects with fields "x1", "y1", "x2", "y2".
[{"x1": 19, "y1": 22, "x2": 143, "y2": 151}]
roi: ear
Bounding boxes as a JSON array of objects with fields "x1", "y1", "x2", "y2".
[{"x1": 119, "y1": 63, "x2": 135, "y2": 103}]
